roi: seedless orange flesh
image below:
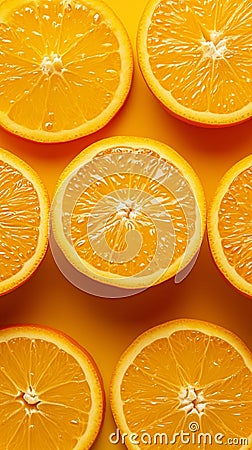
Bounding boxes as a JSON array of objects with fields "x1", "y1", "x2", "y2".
[
  {"x1": 110, "y1": 319, "x2": 252, "y2": 450},
  {"x1": 0, "y1": 325, "x2": 104, "y2": 449},
  {"x1": 208, "y1": 155, "x2": 252, "y2": 297},
  {"x1": 0, "y1": 0, "x2": 133, "y2": 142},
  {"x1": 137, "y1": 0, "x2": 252, "y2": 127},
  {"x1": 51, "y1": 136, "x2": 206, "y2": 289},
  {"x1": 0, "y1": 148, "x2": 49, "y2": 295}
]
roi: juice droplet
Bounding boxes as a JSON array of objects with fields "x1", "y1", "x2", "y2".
[
  {"x1": 44, "y1": 121, "x2": 53, "y2": 131},
  {"x1": 71, "y1": 419, "x2": 79, "y2": 425},
  {"x1": 65, "y1": 2, "x2": 72, "y2": 12},
  {"x1": 93, "y1": 13, "x2": 100, "y2": 23}
]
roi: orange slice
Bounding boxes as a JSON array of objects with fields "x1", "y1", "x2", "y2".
[
  {"x1": 0, "y1": 325, "x2": 104, "y2": 449},
  {"x1": 208, "y1": 155, "x2": 252, "y2": 297},
  {"x1": 137, "y1": 0, "x2": 252, "y2": 127},
  {"x1": 110, "y1": 319, "x2": 252, "y2": 450},
  {"x1": 0, "y1": 0, "x2": 133, "y2": 142},
  {"x1": 0, "y1": 148, "x2": 49, "y2": 295},
  {"x1": 51, "y1": 136, "x2": 206, "y2": 289}
]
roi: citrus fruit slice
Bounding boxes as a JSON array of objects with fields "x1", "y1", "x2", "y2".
[
  {"x1": 0, "y1": 325, "x2": 104, "y2": 449},
  {"x1": 208, "y1": 155, "x2": 252, "y2": 297},
  {"x1": 110, "y1": 319, "x2": 252, "y2": 449},
  {"x1": 51, "y1": 136, "x2": 206, "y2": 290},
  {"x1": 0, "y1": 0, "x2": 133, "y2": 142},
  {"x1": 137, "y1": 0, "x2": 252, "y2": 127},
  {"x1": 0, "y1": 148, "x2": 49, "y2": 295}
]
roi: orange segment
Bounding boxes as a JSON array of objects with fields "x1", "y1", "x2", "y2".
[
  {"x1": 0, "y1": 0, "x2": 133, "y2": 142},
  {"x1": 137, "y1": 0, "x2": 252, "y2": 126},
  {"x1": 208, "y1": 155, "x2": 252, "y2": 297},
  {"x1": 0, "y1": 325, "x2": 104, "y2": 449},
  {"x1": 0, "y1": 148, "x2": 49, "y2": 295},
  {"x1": 51, "y1": 136, "x2": 206, "y2": 289},
  {"x1": 110, "y1": 319, "x2": 252, "y2": 450}
]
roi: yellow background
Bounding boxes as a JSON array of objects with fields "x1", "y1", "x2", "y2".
[{"x1": 0, "y1": 0, "x2": 252, "y2": 448}]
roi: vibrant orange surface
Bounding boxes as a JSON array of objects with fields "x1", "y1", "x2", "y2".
[
  {"x1": 52, "y1": 137, "x2": 205, "y2": 289},
  {"x1": 0, "y1": 148, "x2": 49, "y2": 296},
  {"x1": 0, "y1": 0, "x2": 133, "y2": 142},
  {"x1": 111, "y1": 320, "x2": 252, "y2": 449},
  {"x1": 208, "y1": 155, "x2": 252, "y2": 298},
  {"x1": 0, "y1": 1, "x2": 252, "y2": 449},
  {"x1": 218, "y1": 166, "x2": 252, "y2": 284},
  {"x1": 137, "y1": 0, "x2": 252, "y2": 126},
  {"x1": 0, "y1": 325, "x2": 104, "y2": 448}
]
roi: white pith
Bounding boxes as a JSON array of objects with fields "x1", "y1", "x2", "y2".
[
  {"x1": 201, "y1": 31, "x2": 227, "y2": 59},
  {"x1": 41, "y1": 53, "x2": 64, "y2": 75},
  {"x1": 179, "y1": 386, "x2": 206, "y2": 415}
]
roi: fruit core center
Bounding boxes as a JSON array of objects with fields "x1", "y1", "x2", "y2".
[
  {"x1": 117, "y1": 201, "x2": 138, "y2": 223},
  {"x1": 22, "y1": 386, "x2": 40, "y2": 408},
  {"x1": 179, "y1": 386, "x2": 206, "y2": 415},
  {"x1": 41, "y1": 53, "x2": 64, "y2": 75},
  {"x1": 201, "y1": 31, "x2": 227, "y2": 59}
]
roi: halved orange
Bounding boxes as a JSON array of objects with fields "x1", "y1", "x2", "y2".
[
  {"x1": 208, "y1": 155, "x2": 252, "y2": 297},
  {"x1": 0, "y1": 148, "x2": 49, "y2": 295},
  {"x1": 51, "y1": 136, "x2": 206, "y2": 289},
  {"x1": 0, "y1": 325, "x2": 104, "y2": 449},
  {"x1": 0, "y1": 0, "x2": 133, "y2": 142},
  {"x1": 137, "y1": 0, "x2": 252, "y2": 127},
  {"x1": 111, "y1": 319, "x2": 252, "y2": 449}
]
